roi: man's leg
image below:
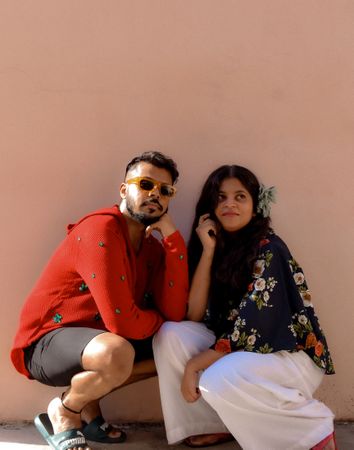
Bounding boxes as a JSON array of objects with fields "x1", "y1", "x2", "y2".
[
  {"x1": 122, "y1": 358, "x2": 157, "y2": 386},
  {"x1": 48, "y1": 332, "x2": 135, "y2": 436},
  {"x1": 80, "y1": 357, "x2": 157, "y2": 428},
  {"x1": 27, "y1": 328, "x2": 159, "y2": 447},
  {"x1": 119, "y1": 334, "x2": 157, "y2": 387}
]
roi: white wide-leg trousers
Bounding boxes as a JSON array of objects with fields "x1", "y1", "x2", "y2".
[{"x1": 153, "y1": 321, "x2": 334, "y2": 450}]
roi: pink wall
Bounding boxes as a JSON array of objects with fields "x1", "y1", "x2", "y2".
[{"x1": 1, "y1": 1, "x2": 353, "y2": 421}]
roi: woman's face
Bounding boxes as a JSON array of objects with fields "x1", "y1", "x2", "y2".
[{"x1": 214, "y1": 177, "x2": 254, "y2": 232}]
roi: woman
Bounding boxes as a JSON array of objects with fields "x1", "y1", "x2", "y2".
[{"x1": 153, "y1": 165, "x2": 336, "y2": 449}]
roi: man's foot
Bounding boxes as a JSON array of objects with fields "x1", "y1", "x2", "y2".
[
  {"x1": 48, "y1": 397, "x2": 92, "y2": 450},
  {"x1": 35, "y1": 397, "x2": 90, "y2": 450},
  {"x1": 48, "y1": 396, "x2": 83, "y2": 435},
  {"x1": 184, "y1": 433, "x2": 234, "y2": 448},
  {"x1": 81, "y1": 400, "x2": 126, "y2": 443}
]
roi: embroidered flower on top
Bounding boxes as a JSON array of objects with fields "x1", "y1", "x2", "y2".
[
  {"x1": 215, "y1": 338, "x2": 231, "y2": 353},
  {"x1": 253, "y1": 259, "x2": 266, "y2": 278},
  {"x1": 257, "y1": 184, "x2": 277, "y2": 218},
  {"x1": 298, "y1": 314, "x2": 308, "y2": 325},
  {"x1": 249, "y1": 276, "x2": 277, "y2": 310},
  {"x1": 227, "y1": 308, "x2": 239, "y2": 321},
  {"x1": 300, "y1": 290, "x2": 313, "y2": 307},
  {"x1": 53, "y1": 313, "x2": 62, "y2": 323},
  {"x1": 294, "y1": 272, "x2": 305, "y2": 285},
  {"x1": 231, "y1": 329, "x2": 240, "y2": 342},
  {"x1": 254, "y1": 278, "x2": 266, "y2": 291}
]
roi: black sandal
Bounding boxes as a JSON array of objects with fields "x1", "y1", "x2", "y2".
[
  {"x1": 34, "y1": 413, "x2": 89, "y2": 450},
  {"x1": 61, "y1": 391, "x2": 126, "y2": 444},
  {"x1": 83, "y1": 416, "x2": 127, "y2": 443}
]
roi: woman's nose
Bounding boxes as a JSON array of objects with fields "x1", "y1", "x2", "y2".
[{"x1": 224, "y1": 197, "x2": 237, "y2": 207}]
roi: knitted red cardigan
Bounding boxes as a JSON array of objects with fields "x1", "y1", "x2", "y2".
[{"x1": 11, "y1": 206, "x2": 188, "y2": 377}]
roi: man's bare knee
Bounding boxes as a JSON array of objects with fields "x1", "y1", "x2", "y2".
[{"x1": 82, "y1": 332, "x2": 135, "y2": 378}]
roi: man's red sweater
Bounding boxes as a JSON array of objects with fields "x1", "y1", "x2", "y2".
[{"x1": 11, "y1": 206, "x2": 189, "y2": 378}]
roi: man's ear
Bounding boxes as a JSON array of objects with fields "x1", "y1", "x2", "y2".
[{"x1": 120, "y1": 182, "x2": 127, "y2": 199}]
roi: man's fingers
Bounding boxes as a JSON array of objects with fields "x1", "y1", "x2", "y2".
[{"x1": 145, "y1": 226, "x2": 151, "y2": 237}]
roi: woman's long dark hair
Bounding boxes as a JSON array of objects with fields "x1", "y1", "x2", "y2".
[{"x1": 188, "y1": 165, "x2": 272, "y2": 311}]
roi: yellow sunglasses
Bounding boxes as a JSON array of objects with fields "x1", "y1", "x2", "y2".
[{"x1": 126, "y1": 177, "x2": 177, "y2": 198}]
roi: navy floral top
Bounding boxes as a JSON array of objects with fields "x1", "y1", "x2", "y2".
[{"x1": 208, "y1": 233, "x2": 335, "y2": 375}]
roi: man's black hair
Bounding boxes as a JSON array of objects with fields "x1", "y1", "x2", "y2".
[{"x1": 125, "y1": 151, "x2": 179, "y2": 184}]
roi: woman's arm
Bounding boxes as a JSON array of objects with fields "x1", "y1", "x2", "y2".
[
  {"x1": 187, "y1": 247, "x2": 214, "y2": 321},
  {"x1": 181, "y1": 349, "x2": 224, "y2": 402},
  {"x1": 187, "y1": 214, "x2": 217, "y2": 321}
]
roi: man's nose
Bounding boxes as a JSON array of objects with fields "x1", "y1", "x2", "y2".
[{"x1": 148, "y1": 185, "x2": 160, "y2": 197}]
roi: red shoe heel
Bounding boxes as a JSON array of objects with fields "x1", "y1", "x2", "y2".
[{"x1": 311, "y1": 431, "x2": 338, "y2": 450}]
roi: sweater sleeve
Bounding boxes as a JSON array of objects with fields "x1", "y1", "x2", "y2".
[
  {"x1": 150, "y1": 231, "x2": 189, "y2": 321},
  {"x1": 74, "y1": 217, "x2": 163, "y2": 339}
]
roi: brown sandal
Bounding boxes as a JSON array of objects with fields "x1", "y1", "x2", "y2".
[{"x1": 184, "y1": 433, "x2": 234, "y2": 448}]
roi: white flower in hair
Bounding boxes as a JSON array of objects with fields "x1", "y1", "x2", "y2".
[{"x1": 257, "y1": 184, "x2": 277, "y2": 218}]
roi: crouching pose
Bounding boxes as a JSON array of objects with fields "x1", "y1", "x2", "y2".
[
  {"x1": 11, "y1": 151, "x2": 188, "y2": 450},
  {"x1": 153, "y1": 164, "x2": 336, "y2": 450}
]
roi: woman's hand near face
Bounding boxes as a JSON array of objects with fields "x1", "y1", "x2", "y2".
[{"x1": 196, "y1": 214, "x2": 217, "y2": 253}]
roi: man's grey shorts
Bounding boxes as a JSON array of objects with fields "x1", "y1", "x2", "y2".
[{"x1": 24, "y1": 327, "x2": 154, "y2": 387}]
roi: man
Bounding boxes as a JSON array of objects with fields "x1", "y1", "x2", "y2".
[{"x1": 11, "y1": 151, "x2": 188, "y2": 450}]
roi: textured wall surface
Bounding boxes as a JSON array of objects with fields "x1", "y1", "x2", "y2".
[{"x1": 1, "y1": 0, "x2": 353, "y2": 421}]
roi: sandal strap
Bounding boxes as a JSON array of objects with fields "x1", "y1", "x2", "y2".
[
  {"x1": 54, "y1": 429, "x2": 87, "y2": 450},
  {"x1": 99, "y1": 421, "x2": 113, "y2": 433},
  {"x1": 83, "y1": 415, "x2": 126, "y2": 443},
  {"x1": 61, "y1": 391, "x2": 82, "y2": 415}
]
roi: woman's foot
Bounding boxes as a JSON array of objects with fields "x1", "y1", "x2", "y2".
[{"x1": 184, "y1": 433, "x2": 234, "y2": 448}]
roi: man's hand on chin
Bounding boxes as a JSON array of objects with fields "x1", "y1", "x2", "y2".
[{"x1": 145, "y1": 213, "x2": 177, "y2": 238}]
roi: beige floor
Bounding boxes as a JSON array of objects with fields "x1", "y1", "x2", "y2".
[{"x1": 0, "y1": 422, "x2": 353, "y2": 450}]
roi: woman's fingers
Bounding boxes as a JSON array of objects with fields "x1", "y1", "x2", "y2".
[{"x1": 197, "y1": 220, "x2": 216, "y2": 237}]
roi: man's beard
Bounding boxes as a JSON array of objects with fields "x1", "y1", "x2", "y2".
[{"x1": 126, "y1": 198, "x2": 164, "y2": 226}]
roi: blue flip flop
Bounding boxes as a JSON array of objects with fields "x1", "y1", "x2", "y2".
[{"x1": 34, "y1": 413, "x2": 88, "y2": 450}]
